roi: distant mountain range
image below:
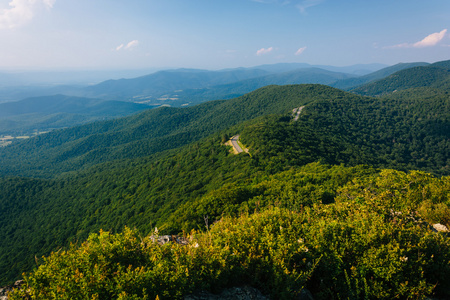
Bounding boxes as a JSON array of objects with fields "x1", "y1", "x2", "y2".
[
  {"x1": 0, "y1": 62, "x2": 385, "y2": 102},
  {"x1": 1, "y1": 60, "x2": 450, "y2": 137},
  {"x1": 74, "y1": 63, "x2": 389, "y2": 104}
]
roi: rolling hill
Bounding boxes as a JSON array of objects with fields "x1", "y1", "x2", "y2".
[
  {"x1": 80, "y1": 68, "x2": 271, "y2": 101},
  {"x1": 0, "y1": 95, "x2": 149, "y2": 135},
  {"x1": 350, "y1": 61, "x2": 450, "y2": 96},
  {"x1": 331, "y1": 62, "x2": 430, "y2": 90},
  {"x1": 0, "y1": 84, "x2": 352, "y2": 177},
  {"x1": 171, "y1": 67, "x2": 355, "y2": 105}
]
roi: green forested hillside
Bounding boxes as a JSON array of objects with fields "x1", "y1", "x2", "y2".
[
  {"x1": 351, "y1": 62, "x2": 450, "y2": 96},
  {"x1": 331, "y1": 61, "x2": 429, "y2": 90},
  {"x1": 6, "y1": 162, "x2": 450, "y2": 300},
  {"x1": 0, "y1": 80, "x2": 449, "y2": 299},
  {"x1": 241, "y1": 92, "x2": 449, "y2": 175},
  {"x1": 0, "y1": 85, "x2": 350, "y2": 177},
  {"x1": 0, "y1": 95, "x2": 150, "y2": 135}
]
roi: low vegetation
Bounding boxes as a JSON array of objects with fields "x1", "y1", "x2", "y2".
[{"x1": 10, "y1": 168, "x2": 450, "y2": 299}]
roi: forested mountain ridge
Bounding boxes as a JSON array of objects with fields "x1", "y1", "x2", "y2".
[
  {"x1": 351, "y1": 62, "x2": 450, "y2": 96},
  {"x1": 170, "y1": 67, "x2": 354, "y2": 105},
  {"x1": 0, "y1": 61, "x2": 436, "y2": 138},
  {"x1": 0, "y1": 84, "x2": 354, "y2": 178},
  {"x1": 0, "y1": 72, "x2": 449, "y2": 299},
  {"x1": 80, "y1": 68, "x2": 270, "y2": 101},
  {"x1": 78, "y1": 62, "x2": 386, "y2": 103},
  {"x1": 0, "y1": 95, "x2": 149, "y2": 135},
  {"x1": 331, "y1": 61, "x2": 429, "y2": 90},
  {"x1": 74, "y1": 61, "x2": 440, "y2": 106}
]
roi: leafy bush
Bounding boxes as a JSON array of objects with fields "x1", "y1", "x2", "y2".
[{"x1": 10, "y1": 210, "x2": 316, "y2": 299}]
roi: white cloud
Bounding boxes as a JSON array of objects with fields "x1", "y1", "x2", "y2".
[
  {"x1": 256, "y1": 47, "x2": 274, "y2": 56},
  {"x1": 413, "y1": 29, "x2": 447, "y2": 48},
  {"x1": 125, "y1": 40, "x2": 139, "y2": 50},
  {"x1": 116, "y1": 40, "x2": 140, "y2": 51},
  {"x1": 295, "y1": 46, "x2": 307, "y2": 55},
  {"x1": 0, "y1": 0, "x2": 55, "y2": 30},
  {"x1": 42, "y1": 0, "x2": 55, "y2": 8},
  {"x1": 387, "y1": 29, "x2": 448, "y2": 49}
]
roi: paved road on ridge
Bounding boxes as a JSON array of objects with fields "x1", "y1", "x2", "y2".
[
  {"x1": 231, "y1": 135, "x2": 243, "y2": 153},
  {"x1": 293, "y1": 106, "x2": 305, "y2": 121}
]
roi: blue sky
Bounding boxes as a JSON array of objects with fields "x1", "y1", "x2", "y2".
[{"x1": 0, "y1": 0, "x2": 449, "y2": 70}]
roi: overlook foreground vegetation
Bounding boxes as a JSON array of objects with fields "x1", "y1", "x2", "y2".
[{"x1": 1, "y1": 61, "x2": 450, "y2": 299}]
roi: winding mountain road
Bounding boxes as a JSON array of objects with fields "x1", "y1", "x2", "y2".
[
  {"x1": 230, "y1": 135, "x2": 244, "y2": 153},
  {"x1": 292, "y1": 106, "x2": 305, "y2": 121}
]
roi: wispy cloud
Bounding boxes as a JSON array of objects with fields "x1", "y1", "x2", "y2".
[
  {"x1": 0, "y1": 0, "x2": 55, "y2": 30},
  {"x1": 116, "y1": 40, "x2": 140, "y2": 51},
  {"x1": 295, "y1": 46, "x2": 307, "y2": 55},
  {"x1": 251, "y1": 0, "x2": 323, "y2": 13},
  {"x1": 125, "y1": 40, "x2": 139, "y2": 49},
  {"x1": 251, "y1": 0, "x2": 291, "y2": 4},
  {"x1": 386, "y1": 29, "x2": 448, "y2": 49},
  {"x1": 256, "y1": 47, "x2": 274, "y2": 56},
  {"x1": 296, "y1": 0, "x2": 324, "y2": 14},
  {"x1": 42, "y1": 0, "x2": 55, "y2": 8}
]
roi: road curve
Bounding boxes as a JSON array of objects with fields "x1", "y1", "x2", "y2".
[
  {"x1": 230, "y1": 135, "x2": 244, "y2": 153},
  {"x1": 292, "y1": 106, "x2": 305, "y2": 121}
]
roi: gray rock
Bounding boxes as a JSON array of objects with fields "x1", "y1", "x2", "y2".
[
  {"x1": 432, "y1": 223, "x2": 449, "y2": 233},
  {"x1": 297, "y1": 288, "x2": 314, "y2": 300},
  {"x1": 0, "y1": 280, "x2": 24, "y2": 300},
  {"x1": 150, "y1": 234, "x2": 189, "y2": 245}
]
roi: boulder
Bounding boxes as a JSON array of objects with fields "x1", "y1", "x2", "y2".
[
  {"x1": 0, "y1": 280, "x2": 24, "y2": 300},
  {"x1": 432, "y1": 223, "x2": 449, "y2": 232},
  {"x1": 150, "y1": 234, "x2": 189, "y2": 245}
]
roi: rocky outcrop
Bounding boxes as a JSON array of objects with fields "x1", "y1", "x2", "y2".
[
  {"x1": 0, "y1": 280, "x2": 24, "y2": 300},
  {"x1": 432, "y1": 223, "x2": 449, "y2": 233},
  {"x1": 150, "y1": 234, "x2": 190, "y2": 245}
]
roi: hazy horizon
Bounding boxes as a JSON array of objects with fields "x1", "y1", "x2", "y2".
[{"x1": 0, "y1": 0, "x2": 448, "y2": 71}]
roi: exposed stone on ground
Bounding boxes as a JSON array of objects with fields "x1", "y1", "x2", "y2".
[
  {"x1": 297, "y1": 288, "x2": 314, "y2": 300},
  {"x1": 432, "y1": 223, "x2": 449, "y2": 233},
  {"x1": 150, "y1": 234, "x2": 190, "y2": 245},
  {"x1": 0, "y1": 280, "x2": 24, "y2": 300}
]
